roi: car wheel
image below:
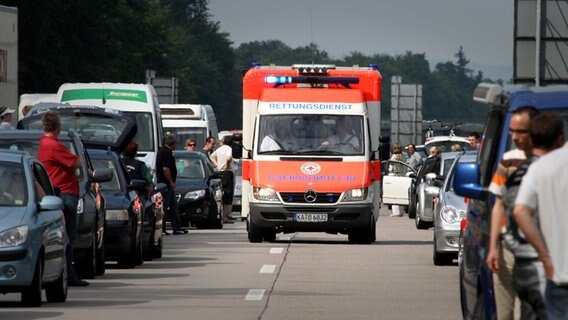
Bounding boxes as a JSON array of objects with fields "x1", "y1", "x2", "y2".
[
  {"x1": 262, "y1": 228, "x2": 277, "y2": 242},
  {"x1": 95, "y1": 233, "x2": 106, "y2": 276},
  {"x1": 21, "y1": 258, "x2": 42, "y2": 307},
  {"x1": 152, "y1": 236, "x2": 163, "y2": 259},
  {"x1": 415, "y1": 202, "x2": 429, "y2": 230},
  {"x1": 208, "y1": 201, "x2": 223, "y2": 229},
  {"x1": 247, "y1": 217, "x2": 263, "y2": 243},
  {"x1": 408, "y1": 197, "x2": 417, "y2": 219},
  {"x1": 76, "y1": 236, "x2": 97, "y2": 279},
  {"x1": 135, "y1": 228, "x2": 144, "y2": 266},
  {"x1": 45, "y1": 250, "x2": 68, "y2": 303},
  {"x1": 143, "y1": 221, "x2": 155, "y2": 261}
]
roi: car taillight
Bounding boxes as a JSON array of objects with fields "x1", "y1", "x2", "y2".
[{"x1": 460, "y1": 218, "x2": 468, "y2": 233}]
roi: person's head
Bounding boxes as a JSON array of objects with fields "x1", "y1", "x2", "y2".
[
  {"x1": 275, "y1": 122, "x2": 288, "y2": 139},
  {"x1": 451, "y1": 143, "x2": 463, "y2": 152},
  {"x1": 529, "y1": 112, "x2": 564, "y2": 151},
  {"x1": 0, "y1": 106, "x2": 15, "y2": 122},
  {"x1": 221, "y1": 135, "x2": 232, "y2": 146},
  {"x1": 407, "y1": 144, "x2": 416, "y2": 154},
  {"x1": 429, "y1": 146, "x2": 441, "y2": 157},
  {"x1": 22, "y1": 105, "x2": 32, "y2": 117},
  {"x1": 184, "y1": 138, "x2": 196, "y2": 151},
  {"x1": 41, "y1": 110, "x2": 62, "y2": 135},
  {"x1": 164, "y1": 134, "x2": 177, "y2": 149},
  {"x1": 392, "y1": 143, "x2": 403, "y2": 154},
  {"x1": 123, "y1": 140, "x2": 138, "y2": 158},
  {"x1": 203, "y1": 136, "x2": 216, "y2": 151},
  {"x1": 509, "y1": 106, "x2": 539, "y2": 152},
  {"x1": 466, "y1": 132, "x2": 481, "y2": 150},
  {"x1": 335, "y1": 116, "x2": 349, "y2": 132}
]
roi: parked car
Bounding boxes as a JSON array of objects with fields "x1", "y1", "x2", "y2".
[
  {"x1": 430, "y1": 150, "x2": 477, "y2": 265},
  {"x1": 453, "y1": 83, "x2": 568, "y2": 319},
  {"x1": 0, "y1": 130, "x2": 112, "y2": 279},
  {"x1": 380, "y1": 159, "x2": 416, "y2": 210},
  {"x1": 89, "y1": 149, "x2": 146, "y2": 268},
  {"x1": 173, "y1": 151, "x2": 224, "y2": 228},
  {"x1": 0, "y1": 150, "x2": 67, "y2": 307},
  {"x1": 413, "y1": 151, "x2": 460, "y2": 229},
  {"x1": 424, "y1": 135, "x2": 471, "y2": 153}
]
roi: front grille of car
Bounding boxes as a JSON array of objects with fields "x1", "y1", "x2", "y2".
[
  {"x1": 280, "y1": 192, "x2": 341, "y2": 204},
  {"x1": 284, "y1": 207, "x2": 336, "y2": 213}
]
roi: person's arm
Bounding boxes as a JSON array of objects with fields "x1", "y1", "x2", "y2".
[
  {"x1": 486, "y1": 197, "x2": 504, "y2": 273},
  {"x1": 513, "y1": 204, "x2": 554, "y2": 279},
  {"x1": 162, "y1": 167, "x2": 175, "y2": 189},
  {"x1": 209, "y1": 152, "x2": 218, "y2": 168}
]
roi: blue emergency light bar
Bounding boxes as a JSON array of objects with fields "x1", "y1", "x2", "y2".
[{"x1": 265, "y1": 76, "x2": 359, "y2": 85}]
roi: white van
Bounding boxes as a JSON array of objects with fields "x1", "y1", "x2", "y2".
[
  {"x1": 56, "y1": 83, "x2": 163, "y2": 177},
  {"x1": 18, "y1": 93, "x2": 57, "y2": 120},
  {"x1": 160, "y1": 104, "x2": 218, "y2": 149}
]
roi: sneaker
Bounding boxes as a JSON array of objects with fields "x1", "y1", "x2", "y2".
[{"x1": 68, "y1": 278, "x2": 90, "y2": 287}]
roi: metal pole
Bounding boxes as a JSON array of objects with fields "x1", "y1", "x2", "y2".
[{"x1": 535, "y1": 0, "x2": 541, "y2": 87}]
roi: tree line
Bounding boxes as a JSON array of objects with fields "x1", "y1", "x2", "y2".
[{"x1": 4, "y1": 0, "x2": 498, "y2": 130}]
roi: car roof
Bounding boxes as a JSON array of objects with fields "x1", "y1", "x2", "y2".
[
  {"x1": 0, "y1": 129, "x2": 79, "y2": 141},
  {"x1": 0, "y1": 150, "x2": 30, "y2": 163},
  {"x1": 507, "y1": 85, "x2": 568, "y2": 111},
  {"x1": 424, "y1": 135, "x2": 468, "y2": 145},
  {"x1": 173, "y1": 150, "x2": 208, "y2": 159}
]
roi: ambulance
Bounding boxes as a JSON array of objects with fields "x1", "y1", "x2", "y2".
[{"x1": 241, "y1": 64, "x2": 382, "y2": 243}]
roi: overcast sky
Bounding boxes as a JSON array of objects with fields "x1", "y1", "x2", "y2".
[{"x1": 208, "y1": 0, "x2": 514, "y2": 78}]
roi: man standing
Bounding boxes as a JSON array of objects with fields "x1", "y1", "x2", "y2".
[
  {"x1": 467, "y1": 132, "x2": 482, "y2": 150},
  {"x1": 406, "y1": 144, "x2": 422, "y2": 170},
  {"x1": 202, "y1": 136, "x2": 216, "y2": 156},
  {"x1": 486, "y1": 106, "x2": 539, "y2": 319},
  {"x1": 504, "y1": 113, "x2": 564, "y2": 319},
  {"x1": 0, "y1": 106, "x2": 16, "y2": 130},
  {"x1": 210, "y1": 135, "x2": 235, "y2": 223},
  {"x1": 156, "y1": 135, "x2": 186, "y2": 235},
  {"x1": 38, "y1": 110, "x2": 89, "y2": 286},
  {"x1": 514, "y1": 115, "x2": 567, "y2": 320}
]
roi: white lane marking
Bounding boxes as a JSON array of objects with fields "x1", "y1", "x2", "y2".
[
  {"x1": 260, "y1": 264, "x2": 276, "y2": 274},
  {"x1": 270, "y1": 248, "x2": 284, "y2": 254},
  {"x1": 245, "y1": 289, "x2": 265, "y2": 301},
  {"x1": 279, "y1": 235, "x2": 292, "y2": 241}
]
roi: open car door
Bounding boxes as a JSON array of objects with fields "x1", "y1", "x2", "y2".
[{"x1": 381, "y1": 160, "x2": 416, "y2": 206}]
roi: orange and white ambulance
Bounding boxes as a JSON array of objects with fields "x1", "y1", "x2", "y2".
[{"x1": 241, "y1": 64, "x2": 382, "y2": 243}]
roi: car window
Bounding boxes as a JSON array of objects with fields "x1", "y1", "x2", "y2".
[
  {"x1": 92, "y1": 158, "x2": 122, "y2": 192},
  {"x1": 0, "y1": 162, "x2": 27, "y2": 206},
  {"x1": 443, "y1": 158, "x2": 455, "y2": 176},
  {"x1": 177, "y1": 158, "x2": 206, "y2": 179},
  {"x1": 32, "y1": 161, "x2": 55, "y2": 200}
]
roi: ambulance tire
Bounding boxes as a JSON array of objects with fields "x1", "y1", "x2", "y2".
[
  {"x1": 248, "y1": 218, "x2": 263, "y2": 243},
  {"x1": 348, "y1": 214, "x2": 376, "y2": 244},
  {"x1": 262, "y1": 228, "x2": 277, "y2": 242}
]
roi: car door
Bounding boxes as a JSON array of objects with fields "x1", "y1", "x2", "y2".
[
  {"x1": 381, "y1": 160, "x2": 416, "y2": 206},
  {"x1": 31, "y1": 160, "x2": 66, "y2": 278}
]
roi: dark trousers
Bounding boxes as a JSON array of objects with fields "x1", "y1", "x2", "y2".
[
  {"x1": 163, "y1": 187, "x2": 181, "y2": 232},
  {"x1": 60, "y1": 193, "x2": 79, "y2": 280},
  {"x1": 220, "y1": 171, "x2": 234, "y2": 205}
]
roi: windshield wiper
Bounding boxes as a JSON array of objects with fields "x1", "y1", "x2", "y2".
[
  {"x1": 258, "y1": 150, "x2": 299, "y2": 155},
  {"x1": 299, "y1": 150, "x2": 343, "y2": 156}
]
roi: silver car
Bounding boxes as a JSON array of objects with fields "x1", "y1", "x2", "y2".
[
  {"x1": 415, "y1": 151, "x2": 461, "y2": 230},
  {"x1": 430, "y1": 151, "x2": 477, "y2": 265}
]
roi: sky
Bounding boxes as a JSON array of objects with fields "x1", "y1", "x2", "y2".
[{"x1": 208, "y1": 0, "x2": 515, "y2": 80}]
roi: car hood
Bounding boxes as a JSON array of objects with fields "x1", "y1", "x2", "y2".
[
  {"x1": 18, "y1": 104, "x2": 137, "y2": 154},
  {"x1": 0, "y1": 206, "x2": 29, "y2": 228},
  {"x1": 442, "y1": 191, "x2": 467, "y2": 210},
  {"x1": 175, "y1": 178, "x2": 208, "y2": 193},
  {"x1": 100, "y1": 191, "x2": 132, "y2": 210}
]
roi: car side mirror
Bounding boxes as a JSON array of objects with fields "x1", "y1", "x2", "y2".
[{"x1": 128, "y1": 179, "x2": 147, "y2": 192}]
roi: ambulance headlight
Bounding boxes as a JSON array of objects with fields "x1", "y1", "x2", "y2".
[
  {"x1": 253, "y1": 187, "x2": 279, "y2": 201},
  {"x1": 342, "y1": 188, "x2": 368, "y2": 201}
]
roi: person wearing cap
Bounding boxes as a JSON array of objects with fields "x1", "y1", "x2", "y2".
[{"x1": 0, "y1": 106, "x2": 16, "y2": 130}]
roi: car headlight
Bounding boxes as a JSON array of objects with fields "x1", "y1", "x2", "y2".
[
  {"x1": 252, "y1": 187, "x2": 279, "y2": 201},
  {"x1": 106, "y1": 209, "x2": 130, "y2": 220},
  {"x1": 342, "y1": 188, "x2": 368, "y2": 201},
  {"x1": 184, "y1": 190, "x2": 206, "y2": 200},
  {"x1": 0, "y1": 225, "x2": 29, "y2": 247},
  {"x1": 440, "y1": 206, "x2": 465, "y2": 224},
  {"x1": 77, "y1": 198, "x2": 84, "y2": 214}
]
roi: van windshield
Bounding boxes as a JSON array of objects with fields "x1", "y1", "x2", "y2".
[
  {"x1": 123, "y1": 112, "x2": 154, "y2": 152},
  {"x1": 257, "y1": 115, "x2": 364, "y2": 156}
]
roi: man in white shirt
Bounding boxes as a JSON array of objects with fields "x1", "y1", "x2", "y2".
[
  {"x1": 210, "y1": 136, "x2": 235, "y2": 223},
  {"x1": 260, "y1": 121, "x2": 296, "y2": 152},
  {"x1": 406, "y1": 144, "x2": 422, "y2": 170}
]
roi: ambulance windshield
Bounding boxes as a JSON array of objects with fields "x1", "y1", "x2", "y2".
[{"x1": 257, "y1": 115, "x2": 364, "y2": 155}]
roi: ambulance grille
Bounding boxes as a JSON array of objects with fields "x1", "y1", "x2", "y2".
[{"x1": 280, "y1": 192, "x2": 341, "y2": 204}]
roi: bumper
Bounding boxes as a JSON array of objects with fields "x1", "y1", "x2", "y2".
[
  {"x1": 250, "y1": 202, "x2": 373, "y2": 233},
  {"x1": 104, "y1": 220, "x2": 135, "y2": 256},
  {"x1": 0, "y1": 247, "x2": 36, "y2": 290},
  {"x1": 178, "y1": 199, "x2": 210, "y2": 222},
  {"x1": 434, "y1": 227, "x2": 461, "y2": 253}
]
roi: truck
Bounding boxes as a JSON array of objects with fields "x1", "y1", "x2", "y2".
[
  {"x1": 160, "y1": 104, "x2": 219, "y2": 149},
  {"x1": 0, "y1": 6, "x2": 18, "y2": 122},
  {"x1": 241, "y1": 64, "x2": 383, "y2": 243}
]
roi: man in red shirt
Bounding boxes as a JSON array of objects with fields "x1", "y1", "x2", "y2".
[{"x1": 38, "y1": 110, "x2": 88, "y2": 287}]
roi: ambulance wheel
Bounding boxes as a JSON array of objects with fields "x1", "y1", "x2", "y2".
[
  {"x1": 262, "y1": 228, "x2": 277, "y2": 242},
  {"x1": 248, "y1": 218, "x2": 263, "y2": 243}
]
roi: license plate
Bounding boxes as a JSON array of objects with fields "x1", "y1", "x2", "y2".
[{"x1": 294, "y1": 213, "x2": 328, "y2": 222}]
